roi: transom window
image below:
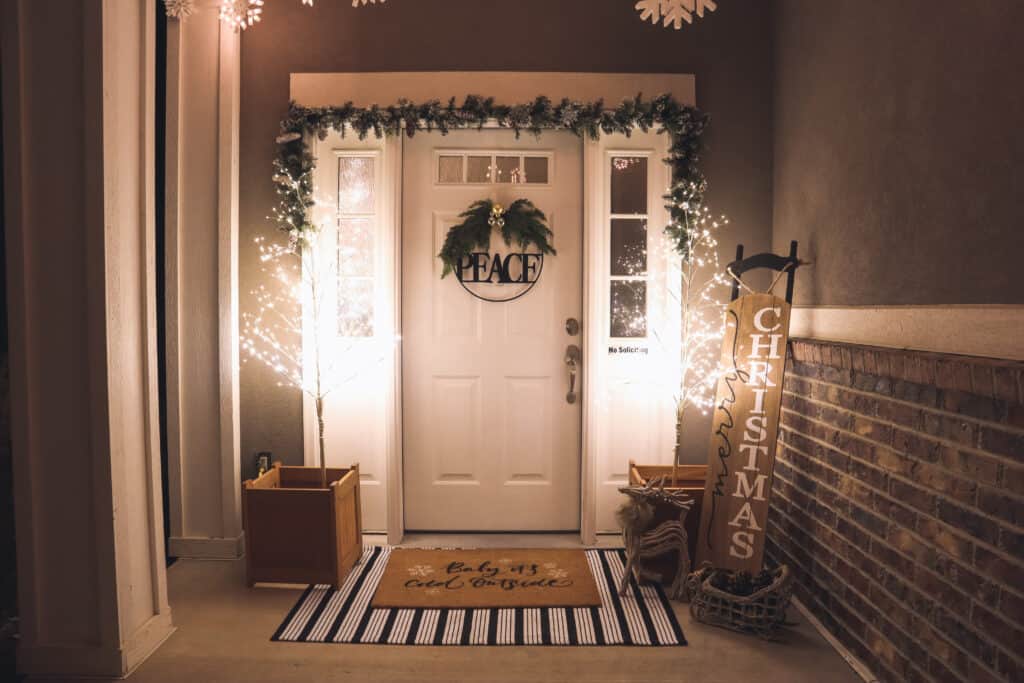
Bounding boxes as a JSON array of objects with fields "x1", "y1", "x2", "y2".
[{"x1": 436, "y1": 151, "x2": 552, "y2": 185}]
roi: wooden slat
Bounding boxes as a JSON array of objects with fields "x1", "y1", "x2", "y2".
[
  {"x1": 696, "y1": 293, "x2": 790, "y2": 572},
  {"x1": 243, "y1": 464, "x2": 363, "y2": 588}
]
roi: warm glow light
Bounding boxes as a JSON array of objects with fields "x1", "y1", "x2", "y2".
[
  {"x1": 219, "y1": 0, "x2": 262, "y2": 31},
  {"x1": 637, "y1": 203, "x2": 731, "y2": 442},
  {"x1": 672, "y1": 205, "x2": 731, "y2": 420},
  {"x1": 216, "y1": 0, "x2": 385, "y2": 32}
]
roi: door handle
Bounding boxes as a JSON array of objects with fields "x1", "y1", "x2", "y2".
[{"x1": 565, "y1": 344, "x2": 581, "y2": 404}]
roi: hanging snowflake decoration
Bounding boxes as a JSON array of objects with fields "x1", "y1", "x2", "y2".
[
  {"x1": 635, "y1": 0, "x2": 718, "y2": 30},
  {"x1": 219, "y1": 0, "x2": 264, "y2": 31},
  {"x1": 164, "y1": 0, "x2": 195, "y2": 20}
]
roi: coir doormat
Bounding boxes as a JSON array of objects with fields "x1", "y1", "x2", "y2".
[
  {"x1": 272, "y1": 546, "x2": 686, "y2": 646},
  {"x1": 372, "y1": 548, "x2": 600, "y2": 609}
]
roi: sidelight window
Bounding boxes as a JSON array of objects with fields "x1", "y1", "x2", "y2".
[
  {"x1": 336, "y1": 154, "x2": 377, "y2": 337},
  {"x1": 608, "y1": 155, "x2": 649, "y2": 338}
]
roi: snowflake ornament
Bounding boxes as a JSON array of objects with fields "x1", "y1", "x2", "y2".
[
  {"x1": 164, "y1": 0, "x2": 195, "y2": 19},
  {"x1": 407, "y1": 564, "x2": 435, "y2": 578},
  {"x1": 219, "y1": 0, "x2": 263, "y2": 32},
  {"x1": 635, "y1": 0, "x2": 718, "y2": 30}
]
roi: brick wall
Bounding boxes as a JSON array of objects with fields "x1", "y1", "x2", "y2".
[{"x1": 767, "y1": 338, "x2": 1023, "y2": 683}]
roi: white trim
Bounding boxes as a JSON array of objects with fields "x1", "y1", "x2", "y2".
[
  {"x1": 168, "y1": 534, "x2": 245, "y2": 560},
  {"x1": 790, "y1": 305, "x2": 1024, "y2": 361},
  {"x1": 290, "y1": 71, "x2": 695, "y2": 109},
  {"x1": 17, "y1": 612, "x2": 175, "y2": 680},
  {"x1": 386, "y1": 134, "x2": 405, "y2": 545},
  {"x1": 123, "y1": 612, "x2": 176, "y2": 677},
  {"x1": 305, "y1": 129, "x2": 401, "y2": 537},
  {"x1": 291, "y1": 72, "x2": 695, "y2": 542},
  {"x1": 792, "y1": 597, "x2": 879, "y2": 683},
  {"x1": 5, "y1": 1, "x2": 172, "y2": 675},
  {"x1": 163, "y1": 11, "x2": 185, "y2": 555},
  {"x1": 217, "y1": 15, "x2": 243, "y2": 547},
  {"x1": 164, "y1": 4, "x2": 242, "y2": 556},
  {"x1": 580, "y1": 136, "x2": 602, "y2": 545},
  {"x1": 140, "y1": 0, "x2": 172, "y2": 643}
]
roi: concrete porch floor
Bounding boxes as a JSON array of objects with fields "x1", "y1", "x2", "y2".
[{"x1": 114, "y1": 536, "x2": 864, "y2": 683}]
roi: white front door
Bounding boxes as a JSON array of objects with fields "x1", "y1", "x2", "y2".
[{"x1": 402, "y1": 130, "x2": 583, "y2": 531}]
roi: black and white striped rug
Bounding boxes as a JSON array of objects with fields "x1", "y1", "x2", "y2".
[{"x1": 272, "y1": 546, "x2": 686, "y2": 646}]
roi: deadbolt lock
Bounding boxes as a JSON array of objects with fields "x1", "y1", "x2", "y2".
[{"x1": 565, "y1": 317, "x2": 580, "y2": 336}]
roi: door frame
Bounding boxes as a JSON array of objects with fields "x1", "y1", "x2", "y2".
[{"x1": 295, "y1": 72, "x2": 694, "y2": 545}]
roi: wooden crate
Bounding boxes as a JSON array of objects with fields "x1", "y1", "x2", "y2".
[
  {"x1": 243, "y1": 463, "x2": 363, "y2": 587},
  {"x1": 628, "y1": 461, "x2": 706, "y2": 567}
]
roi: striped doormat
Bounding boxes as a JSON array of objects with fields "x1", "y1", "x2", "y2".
[{"x1": 272, "y1": 546, "x2": 686, "y2": 646}]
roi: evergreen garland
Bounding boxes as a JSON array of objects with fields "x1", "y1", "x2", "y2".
[
  {"x1": 438, "y1": 199, "x2": 555, "y2": 278},
  {"x1": 272, "y1": 93, "x2": 708, "y2": 257}
]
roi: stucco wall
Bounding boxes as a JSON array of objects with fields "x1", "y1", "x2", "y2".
[
  {"x1": 772, "y1": 0, "x2": 1024, "y2": 306},
  {"x1": 238, "y1": 0, "x2": 775, "y2": 468}
]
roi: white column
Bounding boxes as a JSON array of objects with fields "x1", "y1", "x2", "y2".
[
  {"x1": 164, "y1": 2, "x2": 243, "y2": 558},
  {"x1": 2, "y1": 0, "x2": 173, "y2": 677}
]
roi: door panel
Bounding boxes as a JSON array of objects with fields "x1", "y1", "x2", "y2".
[{"x1": 403, "y1": 130, "x2": 582, "y2": 531}]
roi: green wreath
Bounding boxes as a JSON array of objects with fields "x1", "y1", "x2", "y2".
[{"x1": 438, "y1": 199, "x2": 556, "y2": 278}]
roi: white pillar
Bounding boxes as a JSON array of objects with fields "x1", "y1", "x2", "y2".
[
  {"x1": 2, "y1": 0, "x2": 174, "y2": 677},
  {"x1": 164, "y1": 2, "x2": 243, "y2": 559}
]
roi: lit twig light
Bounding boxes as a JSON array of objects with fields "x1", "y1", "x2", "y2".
[
  {"x1": 243, "y1": 184, "x2": 380, "y2": 486},
  {"x1": 639, "y1": 200, "x2": 731, "y2": 479},
  {"x1": 673, "y1": 206, "x2": 731, "y2": 422}
]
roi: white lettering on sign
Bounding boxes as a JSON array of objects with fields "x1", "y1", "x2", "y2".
[
  {"x1": 727, "y1": 304, "x2": 780, "y2": 559},
  {"x1": 733, "y1": 471, "x2": 768, "y2": 500},
  {"x1": 730, "y1": 531, "x2": 755, "y2": 559}
]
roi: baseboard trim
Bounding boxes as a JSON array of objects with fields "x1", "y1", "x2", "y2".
[
  {"x1": 793, "y1": 596, "x2": 878, "y2": 683},
  {"x1": 168, "y1": 533, "x2": 245, "y2": 559},
  {"x1": 17, "y1": 612, "x2": 174, "y2": 679},
  {"x1": 18, "y1": 643, "x2": 122, "y2": 679},
  {"x1": 123, "y1": 611, "x2": 176, "y2": 676},
  {"x1": 789, "y1": 305, "x2": 1024, "y2": 361}
]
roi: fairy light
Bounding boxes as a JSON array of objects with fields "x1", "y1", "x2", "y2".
[
  {"x1": 243, "y1": 179, "x2": 383, "y2": 485},
  {"x1": 673, "y1": 204, "x2": 731, "y2": 421},
  {"x1": 214, "y1": 0, "x2": 383, "y2": 32},
  {"x1": 630, "y1": 197, "x2": 730, "y2": 466}
]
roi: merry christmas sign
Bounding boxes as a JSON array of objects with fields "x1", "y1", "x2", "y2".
[{"x1": 696, "y1": 293, "x2": 791, "y2": 572}]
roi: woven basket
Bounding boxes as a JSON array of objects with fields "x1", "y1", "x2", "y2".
[{"x1": 685, "y1": 564, "x2": 793, "y2": 638}]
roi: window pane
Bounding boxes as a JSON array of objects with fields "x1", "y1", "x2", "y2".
[
  {"x1": 438, "y1": 155, "x2": 463, "y2": 184},
  {"x1": 338, "y1": 156, "x2": 374, "y2": 214},
  {"x1": 467, "y1": 156, "x2": 492, "y2": 183},
  {"x1": 610, "y1": 218, "x2": 647, "y2": 276},
  {"x1": 610, "y1": 156, "x2": 647, "y2": 215},
  {"x1": 494, "y1": 156, "x2": 521, "y2": 183},
  {"x1": 610, "y1": 280, "x2": 647, "y2": 338},
  {"x1": 523, "y1": 156, "x2": 549, "y2": 184},
  {"x1": 338, "y1": 278, "x2": 374, "y2": 337},
  {"x1": 338, "y1": 218, "x2": 373, "y2": 278}
]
